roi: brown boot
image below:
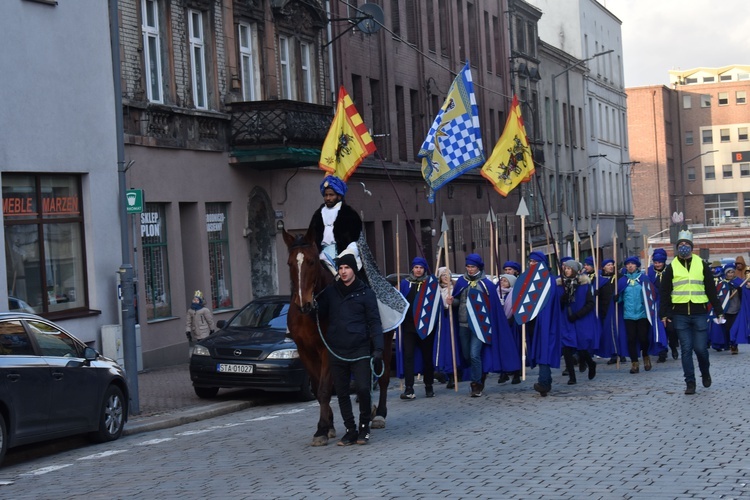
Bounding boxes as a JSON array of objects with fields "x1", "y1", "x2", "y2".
[
  {"x1": 629, "y1": 361, "x2": 639, "y2": 374},
  {"x1": 643, "y1": 356, "x2": 652, "y2": 371}
]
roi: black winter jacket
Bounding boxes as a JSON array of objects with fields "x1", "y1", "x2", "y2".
[{"x1": 317, "y1": 278, "x2": 383, "y2": 357}]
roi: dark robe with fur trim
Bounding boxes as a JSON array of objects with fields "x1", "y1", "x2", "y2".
[{"x1": 308, "y1": 201, "x2": 362, "y2": 256}]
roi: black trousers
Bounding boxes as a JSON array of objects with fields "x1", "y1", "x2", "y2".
[
  {"x1": 625, "y1": 318, "x2": 650, "y2": 361},
  {"x1": 330, "y1": 355, "x2": 371, "y2": 431},
  {"x1": 402, "y1": 328, "x2": 435, "y2": 388},
  {"x1": 724, "y1": 313, "x2": 738, "y2": 347}
]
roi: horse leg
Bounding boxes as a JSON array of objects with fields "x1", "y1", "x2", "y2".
[
  {"x1": 372, "y1": 332, "x2": 393, "y2": 429},
  {"x1": 311, "y1": 353, "x2": 335, "y2": 445}
]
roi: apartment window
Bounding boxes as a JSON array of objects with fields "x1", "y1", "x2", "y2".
[
  {"x1": 718, "y1": 92, "x2": 729, "y2": 106},
  {"x1": 685, "y1": 130, "x2": 694, "y2": 145},
  {"x1": 739, "y1": 73, "x2": 750, "y2": 81},
  {"x1": 685, "y1": 77, "x2": 698, "y2": 84},
  {"x1": 570, "y1": 105, "x2": 577, "y2": 147},
  {"x1": 410, "y1": 88, "x2": 420, "y2": 159},
  {"x1": 703, "y1": 76, "x2": 715, "y2": 83},
  {"x1": 739, "y1": 127, "x2": 748, "y2": 141},
  {"x1": 705, "y1": 165, "x2": 715, "y2": 180},
  {"x1": 589, "y1": 97, "x2": 595, "y2": 139},
  {"x1": 426, "y1": 1, "x2": 436, "y2": 52},
  {"x1": 687, "y1": 166, "x2": 696, "y2": 181},
  {"x1": 278, "y1": 36, "x2": 292, "y2": 99},
  {"x1": 737, "y1": 91, "x2": 747, "y2": 104},
  {"x1": 238, "y1": 23, "x2": 258, "y2": 101},
  {"x1": 391, "y1": 0, "x2": 400, "y2": 37},
  {"x1": 682, "y1": 94, "x2": 691, "y2": 109},
  {"x1": 395, "y1": 86, "x2": 407, "y2": 160},
  {"x1": 705, "y1": 193, "x2": 738, "y2": 225},
  {"x1": 545, "y1": 97, "x2": 552, "y2": 143},
  {"x1": 141, "y1": 203, "x2": 171, "y2": 320},
  {"x1": 700, "y1": 94, "x2": 711, "y2": 107},
  {"x1": 702, "y1": 129, "x2": 713, "y2": 144},
  {"x1": 562, "y1": 103, "x2": 569, "y2": 146},
  {"x1": 3, "y1": 174, "x2": 87, "y2": 315},
  {"x1": 300, "y1": 42, "x2": 313, "y2": 103},
  {"x1": 484, "y1": 12, "x2": 491, "y2": 72},
  {"x1": 720, "y1": 128, "x2": 730, "y2": 142},
  {"x1": 720, "y1": 74, "x2": 732, "y2": 81},
  {"x1": 723, "y1": 164, "x2": 733, "y2": 179},
  {"x1": 141, "y1": 0, "x2": 163, "y2": 103},
  {"x1": 188, "y1": 10, "x2": 207, "y2": 109},
  {"x1": 206, "y1": 203, "x2": 232, "y2": 310},
  {"x1": 439, "y1": 0, "x2": 450, "y2": 57},
  {"x1": 467, "y1": 2, "x2": 479, "y2": 65},
  {"x1": 741, "y1": 163, "x2": 750, "y2": 177}
]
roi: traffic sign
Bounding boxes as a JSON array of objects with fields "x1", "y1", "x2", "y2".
[{"x1": 126, "y1": 189, "x2": 143, "y2": 214}]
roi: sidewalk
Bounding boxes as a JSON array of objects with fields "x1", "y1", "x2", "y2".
[{"x1": 123, "y1": 363, "x2": 257, "y2": 436}]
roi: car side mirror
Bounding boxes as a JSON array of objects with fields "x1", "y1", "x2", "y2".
[
  {"x1": 216, "y1": 320, "x2": 226, "y2": 329},
  {"x1": 84, "y1": 346, "x2": 98, "y2": 361}
]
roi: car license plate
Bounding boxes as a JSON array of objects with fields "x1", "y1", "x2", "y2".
[{"x1": 216, "y1": 363, "x2": 254, "y2": 374}]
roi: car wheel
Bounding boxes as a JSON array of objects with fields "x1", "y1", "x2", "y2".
[
  {"x1": 194, "y1": 386, "x2": 219, "y2": 399},
  {"x1": 298, "y1": 372, "x2": 315, "y2": 402},
  {"x1": 0, "y1": 412, "x2": 7, "y2": 465},
  {"x1": 90, "y1": 385, "x2": 126, "y2": 443}
]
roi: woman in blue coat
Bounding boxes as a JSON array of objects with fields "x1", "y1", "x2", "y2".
[
  {"x1": 558, "y1": 260, "x2": 599, "y2": 385},
  {"x1": 618, "y1": 256, "x2": 652, "y2": 373}
]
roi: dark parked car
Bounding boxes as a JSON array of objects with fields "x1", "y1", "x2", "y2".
[
  {"x1": 189, "y1": 295, "x2": 314, "y2": 401},
  {"x1": 0, "y1": 312, "x2": 129, "y2": 465}
]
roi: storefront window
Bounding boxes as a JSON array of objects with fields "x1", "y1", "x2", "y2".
[
  {"x1": 3, "y1": 174, "x2": 87, "y2": 314},
  {"x1": 206, "y1": 203, "x2": 232, "y2": 310},
  {"x1": 141, "y1": 203, "x2": 171, "y2": 321}
]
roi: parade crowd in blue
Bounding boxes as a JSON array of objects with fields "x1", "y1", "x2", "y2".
[{"x1": 394, "y1": 231, "x2": 750, "y2": 398}]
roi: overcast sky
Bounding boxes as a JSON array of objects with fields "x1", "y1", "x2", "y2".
[{"x1": 601, "y1": 0, "x2": 750, "y2": 88}]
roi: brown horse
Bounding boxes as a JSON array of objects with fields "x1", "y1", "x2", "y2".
[{"x1": 283, "y1": 228, "x2": 393, "y2": 446}]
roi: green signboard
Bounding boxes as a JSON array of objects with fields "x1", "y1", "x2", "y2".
[{"x1": 126, "y1": 189, "x2": 143, "y2": 214}]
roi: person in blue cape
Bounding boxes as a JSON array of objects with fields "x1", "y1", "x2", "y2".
[
  {"x1": 594, "y1": 259, "x2": 624, "y2": 364},
  {"x1": 729, "y1": 268, "x2": 750, "y2": 349},
  {"x1": 448, "y1": 253, "x2": 516, "y2": 397},
  {"x1": 434, "y1": 266, "x2": 461, "y2": 389},
  {"x1": 525, "y1": 251, "x2": 562, "y2": 398},
  {"x1": 619, "y1": 256, "x2": 658, "y2": 373},
  {"x1": 647, "y1": 248, "x2": 674, "y2": 363},
  {"x1": 396, "y1": 257, "x2": 441, "y2": 400},
  {"x1": 720, "y1": 264, "x2": 743, "y2": 354},
  {"x1": 558, "y1": 260, "x2": 599, "y2": 385},
  {"x1": 496, "y1": 273, "x2": 522, "y2": 385}
]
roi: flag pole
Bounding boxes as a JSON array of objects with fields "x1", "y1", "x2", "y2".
[
  {"x1": 396, "y1": 214, "x2": 404, "y2": 391},
  {"x1": 591, "y1": 234, "x2": 599, "y2": 320},
  {"x1": 441, "y1": 213, "x2": 459, "y2": 392},
  {"x1": 517, "y1": 198, "x2": 530, "y2": 381},
  {"x1": 487, "y1": 208, "x2": 495, "y2": 281},
  {"x1": 613, "y1": 230, "x2": 620, "y2": 370}
]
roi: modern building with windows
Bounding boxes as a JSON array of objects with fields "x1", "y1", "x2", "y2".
[
  {"x1": 628, "y1": 66, "x2": 750, "y2": 240},
  {"x1": 1, "y1": 1, "x2": 123, "y2": 344}
]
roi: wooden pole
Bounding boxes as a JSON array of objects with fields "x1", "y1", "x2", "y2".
[
  {"x1": 613, "y1": 231, "x2": 620, "y2": 370},
  {"x1": 396, "y1": 215, "x2": 403, "y2": 390},
  {"x1": 516, "y1": 199, "x2": 530, "y2": 381},
  {"x1": 591, "y1": 234, "x2": 599, "y2": 319},
  {"x1": 441, "y1": 214, "x2": 459, "y2": 392}
]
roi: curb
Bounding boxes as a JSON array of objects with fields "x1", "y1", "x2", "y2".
[{"x1": 123, "y1": 401, "x2": 256, "y2": 436}]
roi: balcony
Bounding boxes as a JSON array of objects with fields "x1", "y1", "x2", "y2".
[{"x1": 228, "y1": 100, "x2": 333, "y2": 169}]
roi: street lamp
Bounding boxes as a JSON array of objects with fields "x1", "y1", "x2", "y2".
[
  {"x1": 678, "y1": 149, "x2": 718, "y2": 213},
  {"x1": 552, "y1": 49, "x2": 614, "y2": 247}
]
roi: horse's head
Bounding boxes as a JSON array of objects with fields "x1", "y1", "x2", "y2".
[{"x1": 283, "y1": 228, "x2": 324, "y2": 314}]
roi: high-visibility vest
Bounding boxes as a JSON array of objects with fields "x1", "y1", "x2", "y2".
[{"x1": 671, "y1": 255, "x2": 708, "y2": 303}]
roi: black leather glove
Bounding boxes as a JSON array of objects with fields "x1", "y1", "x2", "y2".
[
  {"x1": 185, "y1": 331, "x2": 192, "y2": 342},
  {"x1": 372, "y1": 349, "x2": 384, "y2": 373},
  {"x1": 567, "y1": 308, "x2": 577, "y2": 322}
]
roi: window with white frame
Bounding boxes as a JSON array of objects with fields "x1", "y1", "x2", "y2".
[
  {"x1": 702, "y1": 129, "x2": 713, "y2": 144},
  {"x1": 278, "y1": 35, "x2": 292, "y2": 99},
  {"x1": 741, "y1": 163, "x2": 750, "y2": 177},
  {"x1": 300, "y1": 42, "x2": 313, "y2": 103},
  {"x1": 720, "y1": 128, "x2": 730, "y2": 142},
  {"x1": 682, "y1": 94, "x2": 691, "y2": 109},
  {"x1": 705, "y1": 165, "x2": 715, "y2": 180},
  {"x1": 238, "y1": 23, "x2": 259, "y2": 101},
  {"x1": 737, "y1": 91, "x2": 747, "y2": 104},
  {"x1": 723, "y1": 164, "x2": 733, "y2": 179},
  {"x1": 700, "y1": 94, "x2": 711, "y2": 107},
  {"x1": 188, "y1": 9, "x2": 208, "y2": 109},
  {"x1": 685, "y1": 130, "x2": 693, "y2": 145},
  {"x1": 718, "y1": 92, "x2": 728, "y2": 105},
  {"x1": 739, "y1": 127, "x2": 748, "y2": 141},
  {"x1": 142, "y1": 0, "x2": 163, "y2": 103}
]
